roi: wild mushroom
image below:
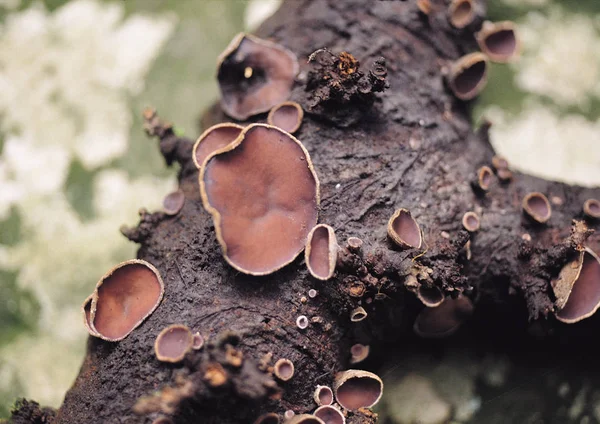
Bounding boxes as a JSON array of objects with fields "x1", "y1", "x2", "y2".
[
  {"x1": 462, "y1": 211, "x2": 480, "y2": 232},
  {"x1": 349, "y1": 344, "x2": 370, "y2": 364},
  {"x1": 387, "y1": 208, "x2": 422, "y2": 249},
  {"x1": 162, "y1": 189, "x2": 185, "y2": 215},
  {"x1": 217, "y1": 33, "x2": 299, "y2": 120},
  {"x1": 267, "y1": 101, "x2": 304, "y2": 134},
  {"x1": 476, "y1": 21, "x2": 520, "y2": 63},
  {"x1": 89, "y1": 259, "x2": 164, "y2": 341},
  {"x1": 254, "y1": 413, "x2": 280, "y2": 424},
  {"x1": 273, "y1": 358, "x2": 295, "y2": 382},
  {"x1": 553, "y1": 248, "x2": 600, "y2": 323},
  {"x1": 522, "y1": 192, "x2": 552, "y2": 224},
  {"x1": 314, "y1": 385, "x2": 334, "y2": 406},
  {"x1": 448, "y1": 0, "x2": 475, "y2": 29},
  {"x1": 154, "y1": 324, "x2": 194, "y2": 363},
  {"x1": 200, "y1": 124, "x2": 319, "y2": 275},
  {"x1": 314, "y1": 405, "x2": 345, "y2": 424},
  {"x1": 333, "y1": 369, "x2": 384, "y2": 410},
  {"x1": 192, "y1": 123, "x2": 244, "y2": 169},
  {"x1": 413, "y1": 295, "x2": 474, "y2": 338},
  {"x1": 416, "y1": 285, "x2": 445, "y2": 308},
  {"x1": 447, "y1": 52, "x2": 489, "y2": 101},
  {"x1": 305, "y1": 224, "x2": 339, "y2": 280},
  {"x1": 583, "y1": 199, "x2": 600, "y2": 219}
]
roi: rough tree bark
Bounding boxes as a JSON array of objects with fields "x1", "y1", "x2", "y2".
[{"x1": 10, "y1": 0, "x2": 600, "y2": 423}]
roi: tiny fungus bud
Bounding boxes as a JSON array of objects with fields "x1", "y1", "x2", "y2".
[
  {"x1": 346, "y1": 237, "x2": 363, "y2": 252},
  {"x1": 284, "y1": 410, "x2": 295, "y2": 420},
  {"x1": 349, "y1": 343, "x2": 370, "y2": 364},
  {"x1": 522, "y1": 192, "x2": 552, "y2": 224},
  {"x1": 553, "y1": 248, "x2": 600, "y2": 324},
  {"x1": 413, "y1": 295, "x2": 474, "y2": 338},
  {"x1": 162, "y1": 189, "x2": 185, "y2": 215},
  {"x1": 192, "y1": 123, "x2": 244, "y2": 169},
  {"x1": 154, "y1": 324, "x2": 194, "y2": 363},
  {"x1": 204, "y1": 362, "x2": 228, "y2": 387},
  {"x1": 447, "y1": 52, "x2": 488, "y2": 101},
  {"x1": 387, "y1": 208, "x2": 422, "y2": 249},
  {"x1": 333, "y1": 369, "x2": 384, "y2": 410},
  {"x1": 583, "y1": 199, "x2": 600, "y2": 219},
  {"x1": 273, "y1": 358, "x2": 295, "y2": 381},
  {"x1": 314, "y1": 405, "x2": 345, "y2": 424},
  {"x1": 491, "y1": 155, "x2": 509, "y2": 171},
  {"x1": 476, "y1": 21, "x2": 520, "y2": 63},
  {"x1": 217, "y1": 33, "x2": 299, "y2": 120},
  {"x1": 308, "y1": 289, "x2": 318, "y2": 298},
  {"x1": 306, "y1": 224, "x2": 339, "y2": 281},
  {"x1": 462, "y1": 211, "x2": 480, "y2": 232},
  {"x1": 254, "y1": 413, "x2": 280, "y2": 424},
  {"x1": 475, "y1": 166, "x2": 493, "y2": 191},
  {"x1": 296, "y1": 315, "x2": 309, "y2": 329},
  {"x1": 416, "y1": 285, "x2": 445, "y2": 308},
  {"x1": 314, "y1": 385, "x2": 334, "y2": 406},
  {"x1": 192, "y1": 332, "x2": 204, "y2": 350},
  {"x1": 267, "y1": 101, "x2": 304, "y2": 134},
  {"x1": 288, "y1": 415, "x2": 324, "y2": 424},
  {"x1": 497, "y1": 168, "x2": 513, "y2": 182},
  {"x1": 350, "y1": 306, "x2": 368, "y2": 322},
  {"x1": 448, "y1": 0, "x2": 474, "y2": 28}
]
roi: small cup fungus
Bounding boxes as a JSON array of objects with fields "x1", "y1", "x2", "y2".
[
  {"x1": 583, "y1": 199, "x2": 600, "y2": 219},
  {"x1": 349, "y1": 343, "x2": 370, "y2": 364},
  {"x1": 497, "y1": 168, "x2": 513, "y2": 182},
  {"x1": 476, "y1": 21, "x2": 520, "y2": 63},
  {"x1": 162, "y1": 189, "x2": 185, "y2": 216},
  {"x1": 81, "y1": 294, "x2": 100, "y2": 338},
  {"x1": 413, "y1": 295, "x2": 474, "y2": 338},
  {"x1": 387, "y1": 208, "x2": 422, "y2": 249},
  {"x1": 288, "y1": 415, "x2": 324, "y2": 424},
  {"x1": 333, "y1": 369, "x2": 384, "y2": 410},
  {"x1": 314, "y1": 405, "x2": 345, "y2": 424},
  {"x1": 308, "y1": 289, "x2": 318, "y2": 298},
  {"x1": 217, "y1": 33, "x2": 299, "y2": 120},
  {"x1": 297, "y1": 315, "x2": 309, "y2": 329},
  {"x1": 522, "y1": 192, "x2": 552, "y2": 224},
  {"x1": 314, "y1": 385, "x2": 334, "y2": 406},
  {"x1": 192, "y1": 332, "x2": 205, "y2": 350},
  {"x1": 306, "y1": 224, "x2": 339, "y2": 281},
  {"x1": 346, "y1": 237, "x2": 363, "y2": 252},
  {"x1": 416, "y1": 285, "x2": 445, "y2": 308},
  {"x1": 192, "y1": 123, "x2": 244, "y2": 169},
  {"x1": 475, "y1": 166, "x2": 493, "y2": 191},
  {"x1": 448, "y1": 0, "x2": 474, "y2": 28},
  {"x1": 447, "y1": 53, "x2": 489, "y2": 101},
  {"x1": 491, "y1": 155, "x2": 509, "y2": 171},
  {"x1": 254, "y1": 413, "x2": 280, "y2": 424},
  {"x1": 267, "y1": 101, "x2": 304, "y2": 134},
  {"x1": 284, "y1": 410, "x2": 296, "y2": 420},
  {"x1": 87, "y1": 259, "x2": 164, "y2": 341},
  {"x1": 553, "y1": 248, "x2": 600, "y2": 324},
  {"x1": 200, "y1": 124, "x2": 320, "y2": 276},
  {"x1": 462, "y1": 211, "x2": 480, "y2": 232},
  {"x1": 274, "y1": 358, "x2": 295, "y2": 382},
  {"x1": 350, "y1": 307, "x2": 368, "y2": 322},
  {"x1": 154, "y1": 324, "x2": 194, "y2": 363}
]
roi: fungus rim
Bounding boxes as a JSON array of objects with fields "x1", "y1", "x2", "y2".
[
  {"x1": 81, "y1": 293, "x2": 100, "y2": 337},
  {"x1": 416, "y1": 285, "x2": 445, "y2": 308},
  {"x1": 387, "y1": 208, "x2": 422, "y2": 249},
  {"x1": 462, "y1": 211, "x2": 480, "y2": 232},
  {"x1": 476, "y1": 21, "x2": 520, "y2": 63},
  {"x1": 192, "y1": 122, "x2": 245, "y2": 169},
  {"x1": 267, "y1": 101, "x2": 304, "y2": 134},
  {"x1": 305, "y1": 224, "x2": 339, "y2": 281},
  {"x1": 333, "y1": 369, "x2": 384, "y2": 410},
  {"x1": 154, "y1": 324, "x2": 194, "y2": 363},
  {"x1": 448, "y1": 52, "x2": 489, "y2": 101},
  {"x1": 522, "y1": 192, "x2": 552, "y2": 224},
  {"x1": 350, "y1": 306, "x2": 368, "y2": 322}
]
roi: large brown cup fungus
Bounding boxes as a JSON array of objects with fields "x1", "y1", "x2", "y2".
[
  {"x1": 447, "y1": 52, "x2": 489, "y2": 101},
  {"x1": 583, "y1": 199, "x2": 600, "y2": 219},
  {"x1": 314, "y1": 405, "x2": 345, "y2": 424},
  {"x1": 192, "y1": 123, "x2": 244, "y2": 169},
  {"x1": 217, "y1": 33, "x2": 299, "y2": 120},
  {"x1": 267, "y1": 101, "x2": 303, "y2": 134},
  {"x1": 413, "y1": 295, "x2": 474, "y2": 338},
  {"x1": 522, "y1": 192, "x2": 552, "y2": 224},
  {"x1": 333, "y1": 369, "x2": 384, "y2": 410},
  {"x1": 387, "y1": 208, "x2": 422, "y2": 249},
  {"x1": 85, "y1": 260, "x2": 164, "y2": 342},
  {"x1": 553, "y1": 248, "x2": 600, "y2": 324},
  {"x1": 448, "y1": 0, "x2": 475, "y2": 29},
  {"x1": 476, "y1": 21, "x2": 520, "y2": 63},
  {"x1": 154, "y1": 324, "x2": 194, "y2": 363},
  {"x1": 200, "y1": 124, "x2": 320, "y2": 275},
  {"x1": 305, "y1": 224, "x2": 339, "y2": 281}
]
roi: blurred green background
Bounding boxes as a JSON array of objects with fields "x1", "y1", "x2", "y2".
[{"x1": 0, "y1": 0, "x2": 599, "y2": 421}]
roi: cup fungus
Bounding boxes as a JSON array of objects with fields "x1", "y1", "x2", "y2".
[
  {"x1": 154, "y1": 324, "x2": 194, "y2": 363},
  {"x1": 314, "y1": 385, "x2": 334, "y2": 406},
  {"x1": 200, "y1": 124, "x2": 319, "y2": 276},
  {"x1": 476, "y1": 21, "x2": 520, "y2": 63},
  {"x1": 497, "y1": 168, "x2": 513, "y2": 182},
  {"x1": 254, "y1": 413, "x2": 280, "y2": 424},
  {"x1": 192, "y1": 332, "x2": 204, "y2": 350},
  {"x1": 297, "y1": 315, "x2": 309, "y2": 329},
  {"x1": 447, "y1": 52, "x2": 488, "y2": 101},
  {"x1": 522, "y1": 192, "x2": 552, "y2": 224},
  {"x1": 274, "y1": 358, "x2": 295, "y2": 382},
  {"x1": 462, "y1": 211, "x2": 480, "y2": 232},
  {"x1": 346, "y1": 237, "x2": 363, "y2": 252},
  {"x1": 491, "y1": 155, "x2": 509, "y2": 171},
  {"x1": 89, "y1": 259, "x2": 164, "y2": 341},
  {"x1": 416, "y1": 285, "x2": 445, "y2": 308},
  {"x1": 314, "y1": 405, "x2": 345, "y2": 424},
  {"x1": 448, "y1": 0, "x2": 474, "y2": 28},
  {"x1": 553, "y1": 248, "x2": 600, "y2": 324},
  {"x1": 162, "y1": 189, "x2": 185, "y2": 216},
  {"x1": 475, "y1": 165, "x2": 493, "y2": 191},
  {"x1": 387, "y1": 208, "x2": 422, "y2": 249},
  {"x1": 308, "y1": 289, "x2": 318, "y2": 298},
  {"x1": 81, "y1": 294, "x2": 100, "y2": 338},
  {"x1": 217, "y1": 33, "x2": 299, "y2": 120},
  {"x1": 284, "y1": 410, "x2": 296, "y2": 420},
  {"x1": 192, "y1": 123, "x2": 244, "y2": 169},
  {"x1": 333, "y1": 369, "x2": 384, "y2": 410},
  {"x1": 413, "y1": 295, "x2": 474, "y2": 338},
  {"x1": 288, "y1": 415, "x2": 325, "y2": 424},
  {"x1": 350, "y1": 307, "x2": 368, "y2": 322},
  {"x1": 306, "y1": 224, "x2": 339, "y2": 281},
  {"x1": 267, "y1": 101, "x2": 304, "y2": 134},
  {"x1": 349, "y1": 344, "x2": 370, "y2": 364},
  {"x1": 151, "y1": 418, "x2": 174, "y2": 424},
  {"x1": 583, "y1": 199, "x2": 600, "y2": 219}
]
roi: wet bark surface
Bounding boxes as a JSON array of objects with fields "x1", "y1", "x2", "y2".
[{"x1": 11, "y1": 0, "x2": 600, "y2": 423}]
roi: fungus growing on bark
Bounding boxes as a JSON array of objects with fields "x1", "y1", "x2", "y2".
[
  {"x1": 333, "y1": 369, "x2": 383, "y2": 410},
  {"x1": 497, "y1": 168, "x2": 513, "y2": 182},
  {"x1": 387, "y1": 208, "x2": 422, "y2": 249},
  {"x1": 89, "y1": 259, "x2": 164, "y2": 341},
  {"x1": 274, "y1": 358, "x2": 295, "y2": 381},
  {"x1": 217, "y1": 33, "x2": 299, "y2": 120},
  {"x1": 349, "y1": 343, "x2": 370, "y2": 364},
  {"x1": 448, "y1": 0, "x2": 474, "y2": 28},
  {"x1": 254, "y1": 412, "x2": 280, "y2": 424},
  {"x1": 416, "y1": 285, "x2": 445, "y2": 308},
  {"x1": 346, "y1": 237, "x2": 363, "y2": 252},
  {"x1": 267, "y1": 101, "x2": 303, "y2": 134},
  {"x1": 314, "y1": 385, "x2": 334, "y2": 406},
  {"x1": 192, "y1": 332, "x2": 204, "y2": 350},
  {"x1": 154, "y1": 324, "x2": 194, "y2": 363},
  {"x1": 413, "y1": 295, "x2": 474, "y2": 338},
  {"x1": 462, "y1": 211, "x2": 480, "y2": 232},
  {"x1": 447, "y1": 53, "x2": 488, "y2": 101},
  {"x1": 306, "y1": 224, "x2": 339, "y2": 280},
  {"x1": 296, "y1": 315, "x2": 309, "y2": 329},
  {"x1": 522, "y1": 192, "x2": 552, "y2": 224},
  {"x1": 491, "y1": 155, "x2": 509, "y2": 171},
  {"x1": 192, "y1": 123, "x2": 244, "y2": 168},
  {"x1": 288, "y1": 415, "x2": 325, "y2": 424},
  {"x1": 284, "y1": 410, "x2": 295, "y2": 420},
  {"x1": 314, "y1": 405, "x2": 345, "y2": 424},
  {"x1": 308, "y1": 289, "x2": 318, "y2": 299},
  {"x1": 475, "y1": 165, "x2": 493, "y2": 192},
  {"x1": 350, "y1": 307, "x2": 367, "y2": 322},
  {"x1": 553, "y1": 248, "x2": 600, "y2": 324},
  {"x1": 162, "y1": 189, "x2": 185, "y2": 216},
  {"x1": 583, "y1": 199, "x2": 600, "y2": 219},
  {"x1": 476, "y1": 21, "x2": 520, "y2": 63},
  {"x1": 81, "y1": 294, "x2": 99, "y2": 337},
  {"x1": 200, "y1": 124, "x2": 319, "y2": 275}
]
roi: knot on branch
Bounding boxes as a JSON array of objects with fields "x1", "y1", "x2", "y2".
[{"x1": 143, "y1": 108, "x2": 193, "y2": 170}]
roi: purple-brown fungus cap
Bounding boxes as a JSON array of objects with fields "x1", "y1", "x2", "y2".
[
  {"x1": 447, "y1": 53, "x2": 489, "y2": 101},
  {"x1": 462, "y1": 211, "x2": 480, "y2": 232},
  {"x1": 217, "y1": 33, "x2": 299, "y2": 120},
  {"x1": 476, "y1": 21, "x2": 520, "y2": 63},
  {"x1": 267, "y1": 101, "x2": 304, "y2": 134},
  {"x1": 192, "y1": 123, "x2": 244, "y2": 169},
  {"x1": 163, "y1": 189, "x2": 185, "y2": 215},
  {"x1": 305, "y1": 224, "x2": 338, "y2": 281},
  {"x1": 349, "y1": 343, "x2": 370, "y2": 364},
  {"x1": 416, "y1": 285, "x2": 445, "y2": 308},
  {"x1": 81, "y1": 294, "x2": 100, "y2": 338},
  {"x1": 273, "y1": 358, "x2": 295, "y2": 382},
  {"x1": 413, "y1": 295, "x2": 474, "y2": 338},
  {"x1": 154, "y1": 324, "x2": 194, "y2": 363},
  {"x1": 522, "y1": 192, "x2": 552, "y2": 224},
  {"x1": 448, "y1": 0, "x2": 475, "y2": 29},
  {"x1": 314, "y1": 385, "x2": 334, "y2": 406},
  {"x1": 387, "y1": 208, "x2": 422, "y2": 249},
  {"x1": 314, "y1": 405, "x2": 345, "y2": 424},
  {"x1": 333, "y1": 369, "x2": 384, "y2": 410},
  {"x1": 583, "y1": 199, "x2": 600, "y2": 219},
  {"x1": 200, "y1": 124, "x2": 320, "y2": 275}
]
